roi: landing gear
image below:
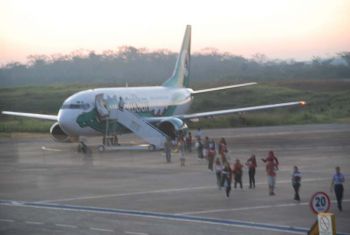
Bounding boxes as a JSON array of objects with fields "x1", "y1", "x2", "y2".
[{"x1": 78, "y1": 141, "x2": 91, "y2": 154}]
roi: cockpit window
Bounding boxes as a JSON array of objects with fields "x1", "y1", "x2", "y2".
[{"x1": 61, "y1": 103, "x2": 90, "y2": 110}]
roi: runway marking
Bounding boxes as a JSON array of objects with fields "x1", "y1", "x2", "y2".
[
  {"x1": 38, "y1": 177, "x2": 328, "y2": 203},
  {"x1": 0, "y1": 219, "x2": 15, "y2": 223},
  {"x1": 18, "y1": 168, "x2": 48, "y2": 172},
  {"x1": 41, "y1": 146, "x2": 62, "y2": 152},
  {"x1": 125, "y1": 231, "x2": 149, "y2": 235},
  {"x1": 1, "y1": 199, "x2": 347, "y2": 235},
  {"x1": 179, "y1": 199, "x2": 350, "y2": 215},
  {"x1": 55, "y1": 223, "x2": 78, "y2": 229},
  {"x1": 25, "y1": 220, "x2": 44, "y2": 225},
  {"x1": 90, "y1": 227, "x2": 114, "y2": 232},
  {"x1": 38, "y1": 185, "x2": 215, "y2": 203},
  {"x1": 217, "y1": 128, "x2": 350, "y2": 139}
]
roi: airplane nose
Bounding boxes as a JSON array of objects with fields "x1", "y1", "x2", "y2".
[{"x1": 58, "y1": 109, "x2": 77, "y2": 136}]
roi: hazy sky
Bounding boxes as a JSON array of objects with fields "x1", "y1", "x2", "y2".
[{"x1": 1, "y1": 0, "x2": 350, "y2": 64}]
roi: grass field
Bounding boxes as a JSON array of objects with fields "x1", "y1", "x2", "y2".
[{"x1": 0, "y1": 80, "x2": 349, "y2": 132}]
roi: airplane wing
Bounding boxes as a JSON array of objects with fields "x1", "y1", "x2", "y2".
[
  {"x1": 177, "y1": 101, "x2": 306, "y2": 120},
  {"x1": 191, "y1": 82, "x2": 257, "y2": 94},
  {"x1": 145, "y1": 101, "x2": 306, "y2": 122},
  {"x1": 1, "y1": 111, "x2": 58, "y2": 121}
]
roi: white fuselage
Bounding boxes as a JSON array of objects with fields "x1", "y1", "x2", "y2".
[{"x1": 58, "y1": 86, "x2": 193, "y2": 137}]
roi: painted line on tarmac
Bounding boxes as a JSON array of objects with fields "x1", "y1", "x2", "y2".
[
  {"x1": 38, "y1": 185, "x2": 215, "y2": 203},
  {"x1": 55, "y1": 223, "x2": 78, "y2": 229},
  {"x1": 38, "y1": 177, "x2": 328, "y2": 203},
  {"x1": 25, "y1": 220, "x2": 44, "y2": 225},
  {"x1": 90, "y1": 227, "x2": 114, "y2": 233},
  {"x1": 0, "y1": 199, "x2": 346, "y2": 235},
  {"x1": 125, "y1": 231, "x2": 149, "y2": 235},
  {"x1": 179, "y1": 199, "x2": 350, "y2": 215},
  {"x1": 41, "y1": 146, "x2": 62, "y2": 152},
  {"x1": 0, "y1": 219, "x2": 15, "y2": 223}
]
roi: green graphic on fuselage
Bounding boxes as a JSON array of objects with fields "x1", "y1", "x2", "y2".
[
  {"x1": 76, "y1": 108, "x2": 128, "y2": 134},
  {"x1": 76, "y1": 98, "x2": 178, "y2": 135}
]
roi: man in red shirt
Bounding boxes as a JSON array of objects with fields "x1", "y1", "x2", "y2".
[
  {"x1": 266, "y1": 159, "x2": 277, "y2": 195},
  {"x1": 262, "y1": 151, "x2": 279, "y2": 170}
]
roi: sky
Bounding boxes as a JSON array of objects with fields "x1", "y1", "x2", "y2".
[{"x1": 1, "y1": 0, "x2": 350, "y2": 65}]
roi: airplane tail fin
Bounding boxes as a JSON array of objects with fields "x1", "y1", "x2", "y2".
[{"x1": 162, "y1": 25, "x2": 191, "y2": 88}]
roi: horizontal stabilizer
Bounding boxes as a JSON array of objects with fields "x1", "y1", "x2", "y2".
[{"x1": 192, "y1": 82, "x2": 257, "y2": 94}]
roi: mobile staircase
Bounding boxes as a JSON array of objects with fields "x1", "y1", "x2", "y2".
[{"x1": 95, "y1": 95, "x2": 167, "y2": 151}]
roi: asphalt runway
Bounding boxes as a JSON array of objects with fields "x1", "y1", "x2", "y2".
[{"x1": 0, "y1": 124, "x2": 349, "y2": 235}]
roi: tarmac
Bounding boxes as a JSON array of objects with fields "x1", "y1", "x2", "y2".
[{"x1": 0, "y1": 123, "x2": 349, "y2": 234}]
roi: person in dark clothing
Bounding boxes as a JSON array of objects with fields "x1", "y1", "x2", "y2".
[
  {"x1": 331, "y1": 166, "x2": 345, "y2": 211},
  {"x1": 203, "y1": 136, "x2": 209, "y2": 160},
  {"x1": 222, "y1": 161, "x2": 232, "y2": 197},
  {"x1": 118, "y1": 96, "x2": 125, "y2": 111},
  {"x1": 164, "y1": 137, "x2": 172, "y2": 163},
  {"x1": 196, "y1": 137, "x2": 203, "y2": 159},
  {"x1": 232, "y1": 159, "x2": 243, "y2": 189},
  {"x1": 291, "y1": 166, "x2": 302, "y2": 201},
  {"x1": 185, "y1": 132, "x2": 192, "y2": 153},
  {"x1": 246, "y1": 154, "x2": 257, "y2": 189}
]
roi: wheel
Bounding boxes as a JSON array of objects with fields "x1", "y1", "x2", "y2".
[{"x1": 97, "y1": 145, "x2": 105, "y2": 152}]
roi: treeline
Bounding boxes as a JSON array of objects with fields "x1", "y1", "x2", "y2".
[{"x1": 1, "y1": 47, "x2": 349, "y2": 87}]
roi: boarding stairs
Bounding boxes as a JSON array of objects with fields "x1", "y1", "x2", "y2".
[
  {"x1": 95, "y1": 94, "x2": 167, "y2": 150},
  {"x1": 108, "y1": 109, "x2": 167, "y2": 150}
]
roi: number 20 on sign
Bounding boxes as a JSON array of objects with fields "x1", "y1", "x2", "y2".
[{"x1": 310, "y1": 192, "x2": 331, "y2": 215}]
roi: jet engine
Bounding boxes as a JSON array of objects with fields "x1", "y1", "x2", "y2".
[
  {"x1": 158, "y1": 118, "x2": 188, "y2": 139},
  {"x1": 50, "y1": 122, "x2": 70, "y2": 142}
]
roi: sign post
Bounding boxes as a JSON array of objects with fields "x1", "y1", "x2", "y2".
[
  {"x1": 318, "y1": 213, "x2": 336, "y2": 235},
  {"x1": 307, "y1": 192, "x2": 336, "y2": 235}
]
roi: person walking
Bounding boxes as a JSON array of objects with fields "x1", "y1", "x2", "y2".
[
  {"x1": 331, "y1": 166, "x2": 345, "y2": 211},
  {"x1": 196, "y1": 137, "x2": 203, "y2": 159},
  {"x1": 178, "y1": 136, "x2": 186, "y2": 167},
  {"x1": 208, "y1": 139, "x2": 216, "y2": 171},
  {"x1": 215, "y1": 158, "x2": 223, "y2": 190},
  {"x1": 118, "y1": 96, "x2": 125, "y2": 111},
  {"x1": 222, "y1": 161, "x2": 232, "y2": 197},
  {"x1": 164, "y1": 137, "x2": 172, "y2": 163},
  {"x1": 195, "y1": 128, "x2": 203, "y2": 140},
  {"x1": 185, "y1": 132, "x2": 192, "y2": 153},
  {"x1": 291, "y1": 166, "x2": 302, "y2": 201},
  {"x1": 232, "y1": 159, "x2": 243, "y2": 189},
  {"x1": 246, "y1": 154, "x2": 257, "y2": 189},
  {"x1": 203, "y1": 136, "x2": 209, "y2": 160},
  {"x1": 218, "y1": 137, "x2": 228, "y2": 162},
  {"x1": 262, "y1": 150, "x2": 279, "y2": 170},
  {"x1": 265, "y1": 158, "x2": 278, "y2": 196}
]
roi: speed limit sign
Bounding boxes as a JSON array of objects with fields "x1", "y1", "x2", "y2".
[{"x1": 310, "y1": 192, "x2": 331, "y2": 215}]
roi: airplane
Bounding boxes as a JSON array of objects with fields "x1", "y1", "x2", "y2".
[{"x1": 1, "y1": 25, "x2": 306, "y2": 150}]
